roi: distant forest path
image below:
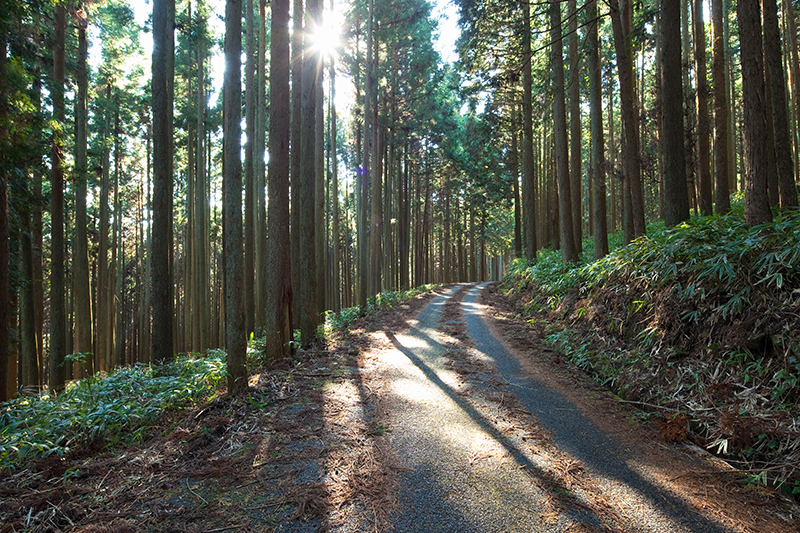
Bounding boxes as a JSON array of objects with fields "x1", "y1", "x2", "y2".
[{"x1": 367, "y1": 283, "x2": 795, "y2": 533}]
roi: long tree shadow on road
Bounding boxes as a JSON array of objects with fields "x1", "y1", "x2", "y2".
[{"x1": 381, "y1": 283, "x2": 734, "y2": 533}]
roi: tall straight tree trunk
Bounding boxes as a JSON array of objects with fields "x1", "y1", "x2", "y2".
[
  {"x1": 256, "y1": 0, "x2": 268, "y2": 328},
  {"x1": 399, "y1": 141, "x2": 409, "y2": 290},
  {"x1": 0, "y1": 35, "x2": 8, "y2": 400},
  {"x1": 522, "y1": 1, "x2": 537, "y2": 260},
  {"x1": 609, "y1": 0, "x2": 645, "y2": 241},
  {"x1": 290, "y1": 0, "x2": 303, "y2": 320},
  {"x1": 360, "y1": 0, "x2": 374, "y2": 303},
  {"x1": 264, "y1": 0, "x2": 293, "y2": 361},
  {"x1": 712, "y1": 0, "x2": 731, "y2": 214},
  {"x1": 693, "y1": 0, "x2": 713, "y2": 215},
  {"x1": 330, "y1": 43, "x2": 341, "y2": 312},
  {"x1": 49, "y1": 4, "x2": 67, "y2": 390},
  {"x1": 73, "y1": 6, "x2": 92, "y2": 374},
  {"x1": 511, "y1": 104, "x2": 522, "y2": 257},
  {"x1": 152, "y1": 0, "x2": 175, "y2": 363},
  {"x1": 551, "y1": 1, "x2": 578, "y2": 263},
  {"x1": 738, "y1": 0, "x2": 773, "y2": 225},
  {"x1": 97, "y1": 85, "x2": 111, "y2": 372},
  {"x1": 224, "y1": 0, "x2": 246, "y2": 391},
  {"x1": 764, "y1": 0, "x2": 799, "y2": 208},
  {"x1": 244, "y1": 0, "x2": 256, "y2": 336},
  {"x1": 608, "y1": 84, "x2": 617, "y2": 232},
  {"x1": 295, "y1": 0, "x2": 320, "y2": 346},
  {"x1": 568, "y1": 0, "x2": 582, "y2": 253},
  {"x1": 114, "y1": 105, "x2": 126, "y2": 368},
  {"x1": 783, "y1": 0, "x2": 800, "y2": 182},
  {"x1": 682, "y1": 0, "x2": 697, "y2": 213},
  {"x1": 370, "y1": 99, "x2": 382, "y2": 295},
  {"x1": 588, "y1": 0, "x2": 608, "y2": 259},
  {"x1": 315, "y1": 26, "x2": 326, "y2": 314},
  {"x1": 662, "y1": 0, "x2": 690, "y2": 226},
  {"x1": 195, "y1": 2, "x2": 209, "y2": 352}
]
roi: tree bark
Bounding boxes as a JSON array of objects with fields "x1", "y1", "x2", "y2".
[
  {"x1": 0, "y1": 35, "x2": 8, "y2": 401},
  {"x1": 522, "y1": 1, "x2": 537, "y2": 260},
  {"x1": 568, "y1": 0, "x2": 582, "y2": 253},
  {"x1": 551, "y1": 1, "x2": 578, "y2": 263},
  {"x1": 738, "y1": 0, "x2": 773, "y2": 225},
  {"x1": 693, "y1": 0, "x2": 713, "y2": 215},
  {"x1": 73, "y1": 5, "x2": 93, "y2": 374},
  {"x1": 256, "y1": 0, "x2": 268, "y2": 328},
  {"x1": 290, "y1": 0, "x2": 303, "y2": 320},
  {"x1": 244, "y1": 0, "x2": 256, "y2": 335},
  {"x1": 361, "y1": 0, "x2": 374, "y2": 303},
  {"x1": 510, "y1": 104, "x2": 522, "y2": 258},
  {"x1": 711, "y1": 0, "x2": 731, "y2": 214},
  {"x1": 264, "y1": 0, "x2": 293, "y2": 361},
  {"x1": 330, "y1": 41, "x2": 341, "y2": 312},
  {"x1": 764, "y1": 0, "x2": 799, "y2": 209},
  {"x1": 588, "y1": 0, "x2": 608, "y2": 259},
  {"x1": 195, "y1": 2, "x2": 209, "y2": 352},
  {"x1": 49, "y1": 3, "x2": 67, "y2": 390},
  {"x1": 294, "y1": 0, "x2": 320, "y2": 346},
  {"x1": 224, "y1": 0, "x2": 246, "y2": 391},
  {"x1": 609, "y1": 0, "x2": 645, "y2": 241},
  {"x1": 662, "y1": 0, "x2": 690, "y2": 226},
  {"x1": 152, "y1": 0, "x2": 174, "y2": 363}
]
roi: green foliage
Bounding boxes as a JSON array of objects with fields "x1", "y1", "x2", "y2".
[
  {"x1": 503, "y1": 209, "x2": 800, "y2": 494},
  {"x1": 0, "y1": 353, "x2": 227, "y2": 471},
  {"x1": 324, "y1": 284, "x2": 439, "y2": 333}
]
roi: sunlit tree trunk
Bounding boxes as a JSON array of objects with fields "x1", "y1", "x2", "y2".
[
  {"x1": 522, "y1": 1, "x2": 537, "y2": 260},
  {"x1": 568, "y1": 0, "x2": 582, "y2": 253},
  {"x1": 738, "y1": 0, "x2": 773, "y2": 225},
  {"x1": 264, "y1": 0, "x2": 293, "y2": 361},
  {"x1": 510, "y1": 104, "x2": 522, "y2": 258},
  {"x1": 224, "y1": 0, "x2": 246, "y2": 391},
  {"x1": 609, "y1": 0, "x2": 644, "y2": 242},
  {"x1": 551, "y1": 1, "x2": 577, "y2": 263},
  {"x1": 588, "y1": 0, "x2": 608, "y2": 259}
]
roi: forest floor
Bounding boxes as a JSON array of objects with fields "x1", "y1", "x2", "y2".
[{"x1": 2, "y1": 284, "x2": 799, "y2": 532}]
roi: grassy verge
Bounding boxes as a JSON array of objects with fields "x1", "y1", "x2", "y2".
[
  {"x1": 0, "y1": 353, "x2": 227, "y2": 471},
  {"x1": 1, "y1": 285, "x2": 440, "y2": 473},
  {"x1": 502, "y1": 207, "x2": 800, "y2": 498},
  {"x1": 323, "y1": 284, "x2": 439, "y2": 333}
]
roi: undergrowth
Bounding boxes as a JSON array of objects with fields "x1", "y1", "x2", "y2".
[
  {"x1": 0, "y1": 353, "x2": 226, "y2": 471},
  {"x1": 503, "y1": 207, "x2": 800, "y2": 498},
  {"x1": 323, "y1": 284, "x2": 439, "y2": 333}
]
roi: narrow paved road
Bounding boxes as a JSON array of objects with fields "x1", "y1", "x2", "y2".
[{"x1": 372, "y1": 283, "x2": 740, "y2": 532}]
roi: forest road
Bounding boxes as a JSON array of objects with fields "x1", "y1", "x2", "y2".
[{"x1": 370, "y1": 282, "x2": 767, "y2": 533}]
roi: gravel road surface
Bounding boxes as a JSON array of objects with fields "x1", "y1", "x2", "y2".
[{"x1": 373, "y1": 283, "x2": 738, "y2": 532}]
